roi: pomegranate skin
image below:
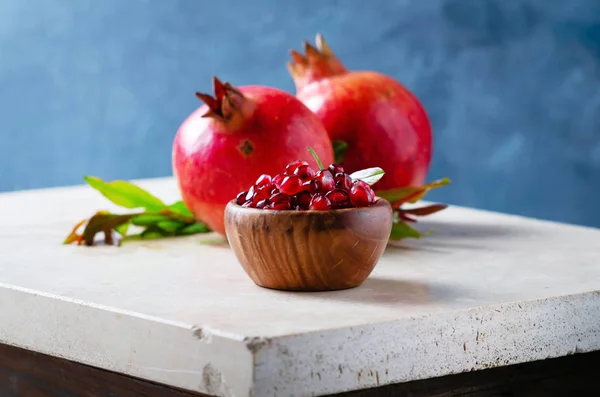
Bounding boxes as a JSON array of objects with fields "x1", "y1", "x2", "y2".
[
  {"x1": 172, "y1": 79, "x2": 333, "y2": 235},
  {"x1": 289, "y1": 36, "x2": 433, "y2": 190}
]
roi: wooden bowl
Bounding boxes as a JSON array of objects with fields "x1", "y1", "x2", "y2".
[{"x1": 224, "y1": 198, "x2": 393, "y2": 291}]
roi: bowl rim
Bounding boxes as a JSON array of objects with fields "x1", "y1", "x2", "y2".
[{"x1": 225, "y1": 197, "x2": 390, "y2": 215}]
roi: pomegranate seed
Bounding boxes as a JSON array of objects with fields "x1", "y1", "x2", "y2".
[
  {"x1": 256, "y1": 199, "x2": 269, "y2": 209},
  {"x1": 236, "y1": 191, "x2": 247, "y2": 205},
  {"x1": 303, "y1": 179, "x2": 318, "y2": 194},
  {"x1": 268, "y1": 193, "x2": 292, "y2": 211},
  {"x1": 326, "y1": 189, "x2": 351, "y2": 208},
  {"x1": 255, "y1": 185, "x2": 272, "y2": 200},
  {"x1": 270, "y1": 200, "x2": 292, "y2": 210},
  {"x1": 354, "y1": 180, "x2": 370, "y2": 189},
  {"x1": 245, "y1": 186, "x2": 255, "y2": 202},
  {"x1": 314, "y1": 170, "x2": 335, "y2": 192},
  {"x1": 279, "y1": 175, "x2": 303, "y2": 195},
  {"x1": 294, "y1": 191, "x2": 312, "y2": 209},
  {"x1": 329, "y1": 164, "x2": 344, "y2": 175},
  {"x1": 285, "y1": 160, "x2": 309, "y2": 175},
  {"x1": 270, "y1": 192, "x2": 291, "y2": 204},
  {"x1": 366, "y1": 188, "x2": 376, "y2": 203},
  {"x1": 335, "y1": 173, "x2": 353, "y2": 191},
  {"x1": 294, "y1": 164, "x2": 315, "y2": 181},
  {"x1": 272, "y1": 174, "x2": 285, "y2": 188},
  {"x1": 241, "y1": 201, "x2": 253, "y2": 208},
  {"x1": 354, "y1": 180, "x2": 375, "y2": 202},
  {"x1": 270, "y1": 186, "x2": 280, "y2": 195},
  {"x1": 309, "y1": 194, "x2": 332, "y2": 210},
  {"x1": 255, "y1": 174, "x2": 272, "y2": 187},
  {"x1": 350, "y1": 185, "x2": 372, "y2": 207}
]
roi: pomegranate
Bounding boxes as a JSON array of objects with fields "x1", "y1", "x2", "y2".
[
  {"x1": 287, "y1": 34, "x2": 433, "y2": 190},
  {"x1": 235, "y1": 159, "x2": 377, "y2": 211},
  {"x1": 172, "y1": 77, "x2": 333, "y2": 235}
]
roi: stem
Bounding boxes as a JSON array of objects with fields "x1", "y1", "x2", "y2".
[{"x1": 307, "y1": 147, "x2": 325, "y2": 170}]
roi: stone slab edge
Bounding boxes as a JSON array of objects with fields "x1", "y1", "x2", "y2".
[{"x1": 2, "y1": 284, "x2": 599, "y2": 397}]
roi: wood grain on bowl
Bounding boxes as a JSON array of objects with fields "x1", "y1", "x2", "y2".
[{"x1": 225, "y1": 198, "x2": 393, "y2": 291}]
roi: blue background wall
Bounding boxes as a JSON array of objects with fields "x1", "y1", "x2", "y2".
[{"x1": 1, "y1": 0, "x2": 599, "y2": 227}]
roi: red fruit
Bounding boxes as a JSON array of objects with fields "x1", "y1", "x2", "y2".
[
  {"x1": 288, "y1": 35, "x2": 432, "y2": 190},
  {"x1": 325, "y1": 189, "x2": 350, "y2": 208},
  {"x1": 172, "y1": 76, "x2": 334, "y2": 235},
  {"x1": 309, "y1": 194, "x2": 332, "y2": 210}
]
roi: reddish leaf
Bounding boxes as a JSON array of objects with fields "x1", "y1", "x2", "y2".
[
  {"x1": 397, "y1": 212, "x2": 417, "y2": 223},
  {"x1": 62, "y1": 219, "x2": 87, "y2": 245},
  {"x1": 399, "y1": 204, "x2": 448, "y2": 216},
  {"x1": 376, "y1": 177, "x2": 451, "y2": 206},
  {"x1": 67, "y1": 212, "x2": 138, "y2": 246}
]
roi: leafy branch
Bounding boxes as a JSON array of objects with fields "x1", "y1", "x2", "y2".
[
  {"x1": 376, "y1": 177, "x2": 451, "y2": 240},
  {"x1": 325, "y1": 144, "x2": 451, "y2": 240},
  {"x1": 64, "y1": 176, "x2": 210, "y2": 246}
]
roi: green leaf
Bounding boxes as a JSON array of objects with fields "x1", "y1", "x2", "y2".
[
  {"x1": 84, "y1": 176, "x2": 166, "y2": 212},
  {"x1": 131, "y1": 214, "x2": 172, "y2": 226},
  {"x1": 350, "y1": 167, "x2": 385, "y2": 186},
  {"x1": 389, "y1": 221, "x2": 425, "y2": 240},
  {"x1": 376, "y1": 177, "x2": 451, "y2": 204},
  {"x1": 167, "y1": 201, "x2": 194, "y2": 219},
  {"x1": 157, "y1": 220, "x2": 186, "y2": 233},
  {"x1": 177, "y1": 222, "x2": 210, "y2": 235},
  {"x1": 115, "y1": 222, "x2": 130, "y2": 236},
  {"x1": 307, "y1": 147, "x2": 324, "y2": 170},
  {"x1": 125, "y1": 226, "x2": 171, "y2": 241},
  {"x1": 140, "y1": 227, "x2": 169, "y2": 239},
  {"x1": 332, "y1": 140, "x2": 348, "y2": 164}
]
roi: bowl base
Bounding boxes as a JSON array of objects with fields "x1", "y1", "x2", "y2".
[{"x1": 251, "y1": 279, "x2": 365, "y2": 292}]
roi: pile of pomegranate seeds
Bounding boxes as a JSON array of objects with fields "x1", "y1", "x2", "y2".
[{"x1": 235, "y1": 161, "x2": 377, "y2": 211}]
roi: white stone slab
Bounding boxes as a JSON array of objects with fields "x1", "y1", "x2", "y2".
[{"x1": 0, "y1": 178, "x2": 599, "y2": 397}]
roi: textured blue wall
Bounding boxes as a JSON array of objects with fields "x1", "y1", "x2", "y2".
[{"x1": 1, "y1": 0, "x2": 600, "y2": 227}]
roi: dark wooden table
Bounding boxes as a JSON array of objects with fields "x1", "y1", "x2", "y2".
[{"x1": 2, "y1": 343, "x2": 599, "y2": 397}]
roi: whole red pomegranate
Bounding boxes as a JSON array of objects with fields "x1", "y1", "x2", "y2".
[
  {"x1": 287, "y1": 34, "x2": 433, "y2": 190},
  {"x1": 172, "y1": 77, "x2": 333, "y2": 235}
]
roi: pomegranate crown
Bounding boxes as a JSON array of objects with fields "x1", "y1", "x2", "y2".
[
  {"x1": 287, "y1": 33, "x2": 348, "y2": 91},
  {"x1": 195, "y1": 77, "x2": 248, "y2": 121}
]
